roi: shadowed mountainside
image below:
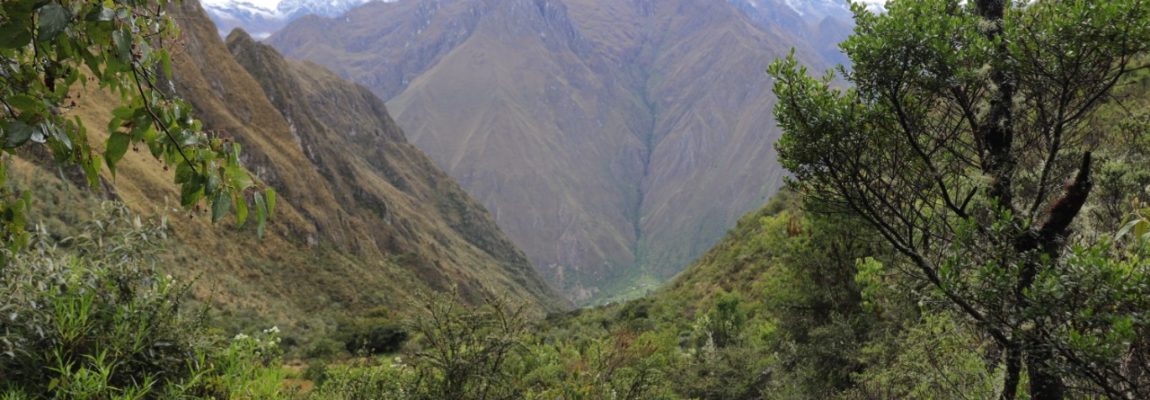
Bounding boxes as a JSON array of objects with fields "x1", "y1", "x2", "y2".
[{"x1": 268, "y1": 0, "x2": 838, "y2": 303}]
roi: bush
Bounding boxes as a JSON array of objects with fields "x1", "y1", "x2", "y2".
[
  {"x1": 0, "y1": 204, "x2": 206, "y2": 397},
  {"x1": 337, "y1": 309, "x2": 409, "y2": 356},
  {"x1": 307, "y1": 360, "x2": 414, "y2": 400},
  {"x1": 344, "y1": 324, "x2": 409, "y2": 356},
  {"x1": 0, "y1": 203, "x2": 286, "y2": 398},
  {"x1": 305, "y1": 337, "x2": 346, "y2": 360}
]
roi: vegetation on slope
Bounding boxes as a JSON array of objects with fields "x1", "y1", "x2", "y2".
[
  {"x1": 4, "y1": 0, "x2": 564, "y2": 367},
  {"x1": 4, "y1": 0, "x2": 1150, "y2": 398},
  {"x1": 771, "y1": 0, "x2": 1150, "y2": 396}
]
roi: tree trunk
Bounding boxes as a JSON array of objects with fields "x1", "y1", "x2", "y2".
[
  {"x1": 1001, "y1": 342, "x2": 1022, "y2": 400},
  {"x1": 1026, "y1": 333, "x2": 1066, "y2": 400}
]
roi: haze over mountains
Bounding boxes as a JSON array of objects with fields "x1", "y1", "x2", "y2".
[{"x1": 251, "y1": 0, "x2": 853, "y2": 304}]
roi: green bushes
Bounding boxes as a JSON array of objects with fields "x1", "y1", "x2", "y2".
[
  {"x1": 6, "y1": 202, "x2": 1142, "y2": 400},
  {"x1": 0, "y1": 203, "x2": 285, "y2": 399},
  {"x1": 303, "y1": 293, "x2": 685, "y2": 400},
  {"x1": 334, "y1": 307, "x2": 410, "y2": 357}
]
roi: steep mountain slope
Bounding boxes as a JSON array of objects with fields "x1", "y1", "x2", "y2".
[
  {"x1": 732, "y1": 0, "x2": 854, "y2": 66},
  {"x1": 268, "y1": 0, "x2": 838, "y2": 304},
  {"x1": 13, "y1": 0, "x2": 565, "y2": 337}
]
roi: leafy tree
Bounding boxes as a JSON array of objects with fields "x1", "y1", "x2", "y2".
[
  {"x1": 762, "y1": 209, "x2": 888, "y2": 396},
  {"x1": 701, "y1": 290, "x2": 746, "y2": 349},
  {"x1": 770, "y1": 0, "x2": 1150, "y2": 398},
  {"x1": 0, "y1": 0, "x2": 273, "y2": 260}
]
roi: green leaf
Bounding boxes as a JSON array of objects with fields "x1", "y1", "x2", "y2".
[
  {"x1": 0, "y1": 13, "x2": 33, "y2": 49},
  {"x1": 36, "y1": 2, "x2": 69, "y2": 42},
  {"x1": 2, "y1": 120, "x2": 35, "y2": 148},
  {"x1": 179, "y1": 179, "x2": 202, "y2": 207},
  {"x1": 112, "y1": 29, "x2": 131, "y2": 64},
  {"x1": 254, "y1": 192, "x2": 267, "y2": 238},
  {"x1": 1116, "y1": 219, "x2": 1149, "y2": 242},
  {"x1": 83, "y1": 154, "x2": 101, "y2": 187},
  {"x1": 227, "y1": 165, "x2": 253, "y2": 191},
  {"x1": 104, "y1": 132, "x2": 130, "y2": 175},
  {"x1": 211, "y1": 191, "x2": 231, "y2": 223},
  {"x1": 1136, "y1": 220, "x2": 1150, "y2": 241},
  {"x1": 112, "y1": 106, "x2": 135, "y2": 120},
  {"x1": 7, "y1": 95, "x2": 45, "y2": 113},
  {"x1": 160, "y1": 51, "x2": 172, "y2": 80},
  {"x1": 206, "y1": 164, "x2": 221, "y2": 194},
  {"x1": 174, "y1": 162, "x2": 194, "y2": 184},
  {"x1": 265, "y1": 188, "x2": 276, "y2": 215},
  {"x1": 235, "y1": 193, "x2": 249, "y2": 226}
]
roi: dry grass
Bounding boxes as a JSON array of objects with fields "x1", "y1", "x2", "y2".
[{"x1": 10, "y1": 0, "x2": 566, "y2": 347}]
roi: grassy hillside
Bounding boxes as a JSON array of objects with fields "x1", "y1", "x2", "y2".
[{"x1": 10, "y1": 0, "x2": 566, "y2": 351}]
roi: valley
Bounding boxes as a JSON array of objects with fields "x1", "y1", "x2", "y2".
[
  {"x1": 3, "y1": 0, "x2": 1149, "y2": 398},
  {"x1": 266, "y1": 0, "x2": 852, "y2": 303}
]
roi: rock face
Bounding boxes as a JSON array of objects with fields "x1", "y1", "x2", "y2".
[
  {"x1": 268, "y1": 0, "x2": 842, "y2": 304},
  {"x1": 22, "y1": 0, "x2": 567, "y2": 328}
]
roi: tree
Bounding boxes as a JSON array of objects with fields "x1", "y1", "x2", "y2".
[
  {"x1": 0, "y1": 0, "x2": 272, "y2": 260},
  {"x1": 770, "y1": 0, "x2": 1150, "y2": 398}
]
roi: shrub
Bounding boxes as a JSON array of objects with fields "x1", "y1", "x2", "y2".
[
  {"x1": 344, "y1": 324, "x2": 409, "y2": 356},
  {"x1": 0, "y1": 203, "x2": 286, "y2": 398}
]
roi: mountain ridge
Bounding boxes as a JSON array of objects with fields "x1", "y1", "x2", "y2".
[
  {"x1": 269, "y1": 0, "x2": 840, "y2": 303},
  {"x1": 15, "y1": 0, "x2": 566, "y2": 341}
]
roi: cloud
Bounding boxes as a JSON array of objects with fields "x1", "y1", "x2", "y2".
[{"x1": 851, "y1": 0, "x2": 887, "y2": 12}]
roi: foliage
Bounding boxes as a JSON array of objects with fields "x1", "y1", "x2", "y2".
[
  {"x1": 771, "y1": 0, "x2": 1150, "y2": 397},
  {"x1": 337, "y1": 309, "x2": 409, "y2": 357},
  {"x1": 347, "y1": 325, "x2": 408, "y2": 356},
  {"x1": 693, "y1": 290, "x2": 746, "y2": 349},
  {"x1": 0, "y1": 0, "x2": 273, "y2": 260},
  {"x1": 300, "y1": 292, "x2": 688, "y2": 400},
  {"x1": 403, "y1": 292, "x2": 527, "y2": 400},
  {"x1": 0, "y1": 203, "x2": 283, "y2": 398},
  {"x1": 847, "y1": 313, "x2": 999, "y2": 400},
  {"x1": 521, "y1": 330, "x2": 682, "y2": 400},
  {"x1": 305, "y1": 359, "x2": 414, "y2": 400}
]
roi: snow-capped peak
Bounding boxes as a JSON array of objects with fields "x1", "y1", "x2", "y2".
[
  {"x1": 201, "y1": 0, "x2": 393, "y2": 38},
  {"x1": 276, "y1": 0, "x2": 390, "y2": 19},
  {"x1": 202, "y1": 0, "x2": 281, "y2": 19},
  {"x1": 202, "y1": 0, "x2": 385, "y2": 20}
]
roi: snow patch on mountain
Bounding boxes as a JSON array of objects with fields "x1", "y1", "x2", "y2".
[
  {"x1": 201, "y1": 0, "x2": 394, "y2": 38},
  {"x1": 202, "y1": 0, "x2": 393, "y2": 20},
  {"x1": 774, "y1": 0, "x2": 885, "y2": 17}
]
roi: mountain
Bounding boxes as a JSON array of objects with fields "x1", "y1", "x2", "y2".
[
  {"x1": 267, "y1": 0, "x2": 841, "y2": 304},
  {"x1": 12, "y1": 0, "x2": 565, "y2": 340},
  {"x1": 732, "y1": 0, "x2": 855, "y2": 66},
  {"x1": 201, "y1": 0, "x2": 386, "y2": 38}
]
